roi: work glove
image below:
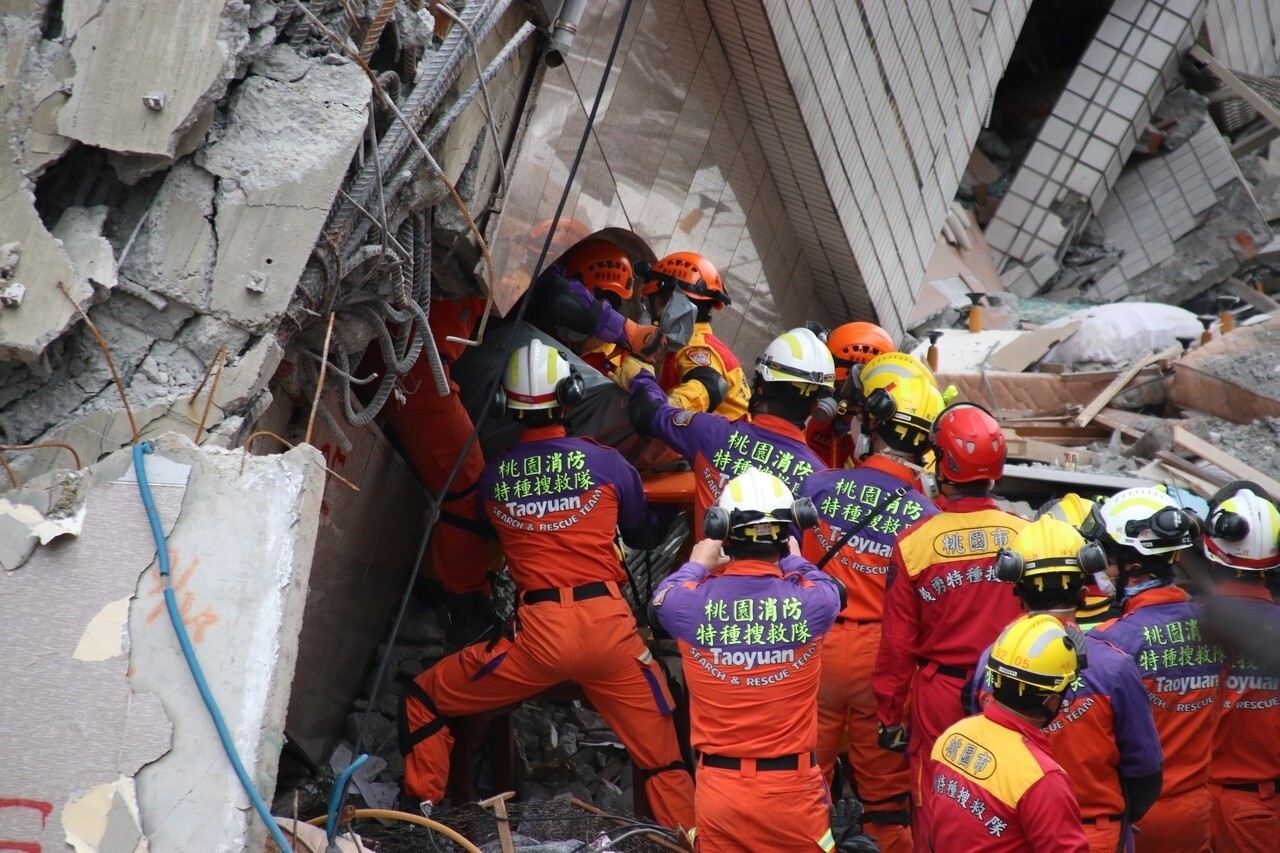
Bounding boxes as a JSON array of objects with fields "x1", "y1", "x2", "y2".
[
  {"x1": 830, "y1": 797, "x2": 880, "y2": 853},
  {"x1": 623, "y1": 319, "x2": 667, "y2": 358},
  {"x1": 536, "y1": 267, "x2": 597, "y2": 336},
  {"x1": 877, "y1": 722, "x2": 908, "y2": 754}
]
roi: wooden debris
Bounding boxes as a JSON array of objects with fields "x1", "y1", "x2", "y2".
[
  {"x1": 1074, "y1": 345, "x2": 1181, "y2": 427},
  {"x1": 987, "y1": 321, "x2": 1082, "y2": 373},
  {"x1": 1171, "y1": 427, "x2": 1280, "y2": 497}
]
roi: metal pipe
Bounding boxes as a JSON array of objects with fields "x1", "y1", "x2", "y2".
[{"x1": 544, "y1": 0, "x2": 588, "y2": 68}]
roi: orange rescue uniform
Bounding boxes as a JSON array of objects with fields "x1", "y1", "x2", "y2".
[
  {"x1": 871, "y1": 495, "x2": 1028, "y2": 850},
  {"x1": 384, "y1": 296, "x2": 491, "y2": 595},
  {"x1": 798, "y1": 454, "x2": 940, "y2": 853},
  {"x1": 653, "y1": 554, "x2": 843, "y2": 852},
  {"x1": 1208, "y1": 580, "x2": 1280, "y2": 853},
  {"x1": 1094, "y1": 584, "x2": 1221, "y2": 852},
  {"x1": 658, "y1": 322, "x2": 751, "y2": 420},
  {"x1": 400, "y1": 425, "x2": 695, "y2": 829}
]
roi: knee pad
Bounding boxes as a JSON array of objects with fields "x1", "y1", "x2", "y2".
[{"x1": 398, "y1": 680, "x2": 451, "y2": 754}]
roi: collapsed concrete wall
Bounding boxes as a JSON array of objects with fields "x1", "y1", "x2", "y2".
[{"x1": 0, "y1": 434, "x2": 323, "y2": 851}]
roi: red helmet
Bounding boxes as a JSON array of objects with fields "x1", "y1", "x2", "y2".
[
  {"x1": 560, "y1": 239, "x2": 633, "y2": 300},
  {"x1": 932, "y1": 403, "x2": 1005, "y2": 483},
  {"x1": 639, "y1": 252, "x2": 731, "y2": 308},
  {"x1": 827, "y1": 322, "x2": 895, "y2": 381}
]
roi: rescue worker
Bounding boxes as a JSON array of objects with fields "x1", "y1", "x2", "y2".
[
  {"x1": 651, "y1": 468, "x2": 844, "y2": 852},
  {"x1": 399, "y1": 341, "x2": 696, "y2": 829},
  {"x1": 974, "y1": 517, "x2": 1163, "y2": 853},
  {"x1": 927, "y1": 614, "x2": 1089, "y2": 851},
  {"x1": 533, "y1": 243, "x2": 665, "y2": 364},
  {"x1": 627, "y1": 327, "x2": 833, "y2": 538},
  {"x1": 805, "y1": 322, "x2": 896, "y2": 468},
  {"x1": 871, "y1": 402, "x2": 1028, "y2": 849},
  {"x1": 385, "y1": 295, "x2": 495, "y2": 635},
  {"x1": 797, "y1": 370, "x2": 944, "y2": 852},
  {"x1": 638, "y1": 251, "x2": 751, "y2": 419},
  {"x1": 1199, "y1": 482, "x2": 1280, "y2": 853},
  {"x1": 1091, "y1": 487, "x2": 1216, "y2": 852},
  {"x1": 1037, "y1": 494, "x2": 1118, "y2": 631}
]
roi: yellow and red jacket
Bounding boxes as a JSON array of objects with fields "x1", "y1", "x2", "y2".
[
  {"x1": 652, "y1": 555, "x2": 842, "y2": 757},
  {"x1": 1209, "y1": 580, "x2": 1280, "y2": 787},
  {"x1": 476, "y1": 425, "x2": 646, "y2": 590},
  {"x1": 1093, "y1": 584, "x2": 1221, "y2": 797},
  {"x1": 927, "y1": 703, "x2": 1088, "y2": 851},
  {"x1": 658, "y1": 322, "x2": 751, "y2": 420},
  {"x1": 797, "y1": 454, "x2": 939, "y2": 622},
  {"x1": 872, "y1": 496, "x2": 1028, "y2": 726},
  {"x1": 973, "y1": 630, "x2": 1163, "y2": 820}
]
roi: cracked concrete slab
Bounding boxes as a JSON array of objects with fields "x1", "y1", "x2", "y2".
[
  {"x1": 57, "y1": 0, "x2": 250, "y2": 159},
  {"x1": 1, "y1": 435, "x2": 324, "y2": 850},
  {"x1": 53, "y1": 205, "x2": 118, "y2": 293},
  {"x1": 201, "y1": 60, "x2": 371, "y2": 331}
]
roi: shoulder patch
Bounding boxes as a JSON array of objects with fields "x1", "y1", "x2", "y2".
[
  {"x1": 689, "y1": 349, "x2": 712, "y2": 366},
  {"x1": 673, "y1": 410, "x2": 694, "y2": 427}
]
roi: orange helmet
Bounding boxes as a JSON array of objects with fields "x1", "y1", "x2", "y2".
[
  {"x1": 639, "y1": 252, "x2": 731, "y2": 308},
  {"x1": 529, "y1": 217, "x2": 591, "y2": 261},
  {"x1": 560, "y1": 240, "x2": 633, "y2": 300},
  {"x1": 827, "y1": 322, "x2": 895, "y2": 381}
]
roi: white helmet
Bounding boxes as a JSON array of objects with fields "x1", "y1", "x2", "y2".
[
  {"x1": 1203, "y1": 481, "x2": 1280, "y2": 571},
  {"x1": 502, "y1": 339, "x2": 584, "y2": 411},
  {"x1": 1097, "y1": 487, "x2": 1200, "y2": 556},
  {"x1": 755, "y1": 328, "x2": 836, "y2": 390},
  {"x1": 703, "y1": 467, "x2": 817, "y2": 542}
]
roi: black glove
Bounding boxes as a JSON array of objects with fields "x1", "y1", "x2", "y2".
[
  {"x1": 877, "y1": 723, "x2": 908, "y2": 753},
  {"x1": 830, "y1": 797, "x2": 880, "y2": 853}
]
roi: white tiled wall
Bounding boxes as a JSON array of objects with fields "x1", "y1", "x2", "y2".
[
  {"x1": 704, "y1": 0, "x2": 1031, "y2": 338},
  {"x1": 1204, "y1": 0, "x2": 1280, "y2": 77},
  {"x1": 1091, "y1": 121, "x2": 1241, "y2": 299},
  {"x1": 985, "y1": 0, "x2": 1206, "y2": 270}
]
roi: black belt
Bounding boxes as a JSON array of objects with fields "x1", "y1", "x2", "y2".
[
  {"x1": 1081, "y1": 814, "x2": 1123, "y2": 825},
  {"x1": 700, "y1": 751, "x2": 814, "y2": 771},
  {"x1": 932, "y1": 663, "x2": 971, "y2": 680},
  {"x1": 835, "y1": 616, "x2": 878, "y2": 625},
  {"x1": 1223, "y1": 781, "x2": 1280, "y2": 793},
  {"x1": 522, "y1": 581, "x2": 612, "y2": 605}
]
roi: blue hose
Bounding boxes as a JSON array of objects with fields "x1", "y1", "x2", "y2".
[
  {"x1": 326, "y1": 753, "x2": 369, "y2": 842},
  {"x1": 132, "y1": 442, "x2": 294, "y2": 853}
]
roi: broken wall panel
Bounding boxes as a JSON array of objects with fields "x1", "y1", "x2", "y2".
[
  {"x1": 1, "y1": 435, "x2": 323, "y2": 852},
  {"x1": 286, "y1": 396, "x2": 428, "y2": 763},
  {"x1": 985, "y1": 0, "x2": 1206, "y2": 270},
  {"x1": 1090, "y1": 120, "x2": 1242, "y2": 299},
  {"x1": 202, "y1": 62, "x2": 372, "y2": 331},
  {"x1": 699, "y1": 0, "x2": 1031, "y2": 338},
  {"x1": 1203, "y1": 0, "x2": 1280, "y2": 78},
  {"x1": 56, "y1": 0, "x2": 248, "y2": 158}
]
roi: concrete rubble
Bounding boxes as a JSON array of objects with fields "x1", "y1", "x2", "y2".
[{"x1": 4, "y1": 0, "x2": 1280, "y2": 847}]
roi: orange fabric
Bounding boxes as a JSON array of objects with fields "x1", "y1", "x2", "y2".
[
  {"x1": 385, "y1": 349, "x2": 490, "y2": 595},
  {"x1": 640, "y1": 471, "x2": 697, "y2": 506},
  {"x1": 1210, "y1": 782, "x2": 1280, "y2": 853},
  {"x1": 694, "y1": 763, "x2": 832, "y2": 853},
  {"x1": 427, "y1": 295, "x2": 486, "y2": 364},
  {"x1": 805, "y1": 419, "x2": 856, "y2": 469},
  {"x1": 1081, "y1": 816, "x2": 1123, "y2": 853},
  {"x1": 1211, "y1": 581, "x2": 1280, "y2": 787},
  {"x1": 1133, "y1": 785, "x2": 1210, "y2": 852},
  {"x1": 907, "y1": 667, "x2": 970, "y2": 848},
  {"x1": 816, "y1": 620, "x2": 912, "y2": 853},
  {"x1": 402, "y1": 594, "x2": 695, "y2": 829}
]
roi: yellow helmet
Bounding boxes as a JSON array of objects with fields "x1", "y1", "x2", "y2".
[
  {"x1": 988, "y1": 614, "x2": 1080, "y2": 697},
  {"x1": 859, "y1": 364, "x2": 945, "y2": 454},
  {"x1": 1036, "y1": 493, "x2": 1099, "y2": 531},
  {"x1": 859, "y1": 352, "x2": 959, "y2": 404}
]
